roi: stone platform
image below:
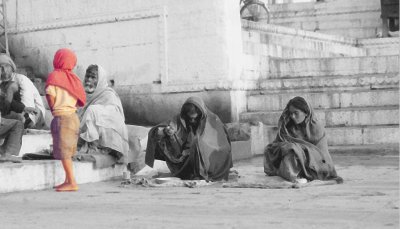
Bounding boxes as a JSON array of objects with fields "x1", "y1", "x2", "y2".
[
  {"x1": 0, "y1": 160, "x2": 126, "y2": 194},
  {"x1": 0, "y1": 124, "x2": 257, "y2": 193}
]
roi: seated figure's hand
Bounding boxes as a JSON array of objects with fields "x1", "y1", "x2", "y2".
[
  {"x1": 164, "y1": 125, "x2": 175, "y2": 136},
  {"x1": 181, "y1": 149, "x2": 190, "y2": 157},
  {"x1": 156, "y1": 127, "x2": 166, "y2": 138}
]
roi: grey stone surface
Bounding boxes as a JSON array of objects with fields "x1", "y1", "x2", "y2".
[
  {"x1": 241, "y1": 106, "x2": 399, "y2": 127},
  {"x1": 225, "y1": 123, "x2": 251, "y2": 142},
  {"x1": 269, "y1": 56, "x2": 399, "y2": 78},
  {"x1": 247, "y1": 89, "x2": 399, "y2": 111},
  {"x1": 0, "y1": 154, "x2": 397, "y2": 229},
  {"x1": 250, "y1": 124, "x2": 399, "y2": 147}
]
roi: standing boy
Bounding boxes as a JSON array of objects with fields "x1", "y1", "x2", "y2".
[{"x1": 45, "y1": 48, "x2": 86, "y2": 192}]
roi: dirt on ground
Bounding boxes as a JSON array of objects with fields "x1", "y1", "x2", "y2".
[{"x1": 0, "y1": 154, "x2": 398, "y2": 229}]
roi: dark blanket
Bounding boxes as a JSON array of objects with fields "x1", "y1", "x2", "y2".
[
  {"x1": 264, "y1": 100, "x2": 341, "y2": 182},
  {"x1": 145, "y1": 97, "x2": 233, "y2": 181}
]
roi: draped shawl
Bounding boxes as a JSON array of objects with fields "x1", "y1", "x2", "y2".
[
  {"x1": 145, "y1": 97, "x2": 233, "y2": 181},
  {"x1": 78, "y1": 65, "x2": 129, "y2": 163},
  {"x1": 264, "y1": 99, "x2": 340, "y2": 181}
]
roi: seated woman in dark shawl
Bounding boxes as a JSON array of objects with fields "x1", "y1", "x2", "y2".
[
  {"x1": 264, "y1": 96, "x2": 342, "y2": 183},
  {"x1": 146, "y1": 97, "x2": 233, "y2": 181}
]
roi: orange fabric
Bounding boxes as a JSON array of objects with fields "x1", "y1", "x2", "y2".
[{"x1": 45, "y1": 48, "x2": 86, "y2": 107}]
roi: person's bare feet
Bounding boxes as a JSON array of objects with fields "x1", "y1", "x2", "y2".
[
  {"x1": 55, "y1": 183, "x2": 79, "y2": 192},
  {"x1": 53, "y1": 181, "x2": 68, "y2": 189},
  {"x1": 295, "y1": 178, "x2": 308, "y2": 184}
]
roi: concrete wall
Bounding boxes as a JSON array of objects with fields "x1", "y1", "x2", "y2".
[{"x1": 6, "y1": 0, "x2": 245, "y2": 125}]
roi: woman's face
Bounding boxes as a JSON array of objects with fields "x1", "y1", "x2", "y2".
[{"x1": 288, "y1": 105, "x2": 307, "y2": 124}]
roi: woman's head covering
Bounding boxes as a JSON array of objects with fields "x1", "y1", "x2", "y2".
[
  {"x1": 281, "y1": 96, "x2": 315, "y2": 127},
  {"x1": 46, "y1": 48, "x2": 86, "y2": 107},
  {"x1": 287, "y1": 96, "x2": 310, "y2": 115},
  {"x1": 0, "y1": 54, "x2": 16, "y2": 71},
  {"x1": 278, "y1": 96, "x2": 322, "y2": 144},
  {"x1": 52, "y1": 48, "x2": 77, "y2": 70},
  {"x1": 86, "y1": 64, "x2": 108, "y2": 102},
  {"x1": 179, "y1": 97, "x2": 208, "y2": 132},
  {"x1": 180, "y1": 97, "x2": 207, "y2": 119}
]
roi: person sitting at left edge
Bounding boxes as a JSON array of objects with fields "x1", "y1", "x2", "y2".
[
  {"x1": 0, "y1": 117, "x2": 24, "y2": 163},
  {"x1": 0, "y1": 53, "x2": 45, "y2": 129}
]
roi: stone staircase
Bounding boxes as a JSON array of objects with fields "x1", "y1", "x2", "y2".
[
  {"x1": 269, "y1": 0, "x2": 382, "y2": 38},
  {"x1": 240, "y1": 0, "x2": 399, "y2": 155},
  {"x1": 242, "y1": 20, "x2": 367, "y2": 59},
  {"x1": 240, "y1": 43, "x2": 399, "y2": 153}
]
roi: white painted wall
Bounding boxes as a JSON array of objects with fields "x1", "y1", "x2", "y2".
[{"x1": 6, "y1": 0, "x2": 243, "y2": 89}]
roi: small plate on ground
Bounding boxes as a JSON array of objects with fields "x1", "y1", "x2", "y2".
[{"x1": 155, "y1": 177, "x2": 182, "y2": 184}]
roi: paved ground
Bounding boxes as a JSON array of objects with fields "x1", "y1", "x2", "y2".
[{"x1": 0, "y1": 154, "x2": 398, "y2": 229}]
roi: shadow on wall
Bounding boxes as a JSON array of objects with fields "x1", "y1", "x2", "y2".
[{"x1": 120, "y1": 90, "x2": 233, "y2": 126}]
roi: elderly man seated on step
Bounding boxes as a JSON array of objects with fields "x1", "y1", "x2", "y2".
[
  {"x1": 75, "y1": 64, "x2": 130, "y2": 169},
  {"x1": 0, "y1": 54, "x2": 46, "y2": 129}
]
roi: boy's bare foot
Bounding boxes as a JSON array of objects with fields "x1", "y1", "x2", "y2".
[
  {"x1": 53, "y1": 181, "x2": 68, "y2": 189},
  {"x1": 56, "y1": 183, "x2": 79, "y2": 192}
]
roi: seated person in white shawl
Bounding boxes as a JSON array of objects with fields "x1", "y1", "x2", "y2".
[
  {"x1": 0, "y1": 54, "x2": 45, "y2": 129},
  {"x1": 77, "y1": 65, "x2": 129, "y2": 168}
]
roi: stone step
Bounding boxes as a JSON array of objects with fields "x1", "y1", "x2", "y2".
[
  {"x1": 271, "y1": 11, "x2": 381, "y2": 24},
  {"x1": 329, "y1": 144, "x2": 399, "y2": 156},
  {"x1": 269, "y1": 1, "x2": 381, "y2": 38},
  {"x1": 328, "y1": 125, "x2": 399, "y2": 146},
  {"x1": 250, "y1": 123, "x2": 399, "y2": 148},
  {"x1": 276, "y1": 18, "x2": 382, "y2": 32},
  {"x1": 247, "y1": 88, "x2": 399, "y2": 112},
  {"x1": 19, "y1": 130, "x2": 52, "y2": 157},
  {"x1": 318, "y1": 28, "x2": 379, "y2": 39},
  {"x1": 0, "y1": 125, "x2": 154, "y2": 193},
  {"x1": 366, "y1": 47, "x2": 400, "y2": 57},
  {"x1": 359, "y1": 38, "x2": 400, "y2": 56},
  {"x1": 0, "y1": 160, "x2": 126, "y2": 193},
  {"x1": 270, "y1": 1, "x2": 380, "y2": 18},
  {"x1": 240, "y1": 106, "x2": 399, "y2": 127},
  {"x1": 269, "y1": 56, "x2": 399, "y2": 78},
  {"x1": 358, "y1": 37, "x2": 399, "y2": 47},
  {"x1": 269, "y1": 0, "x2": 380, "y2": 15},
  {"x1": 258, "y1": 73, "x2": 399, "y2": 91},
  {"x1": 242, "y1": 21, "x2": 366, "y2": 58}
]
